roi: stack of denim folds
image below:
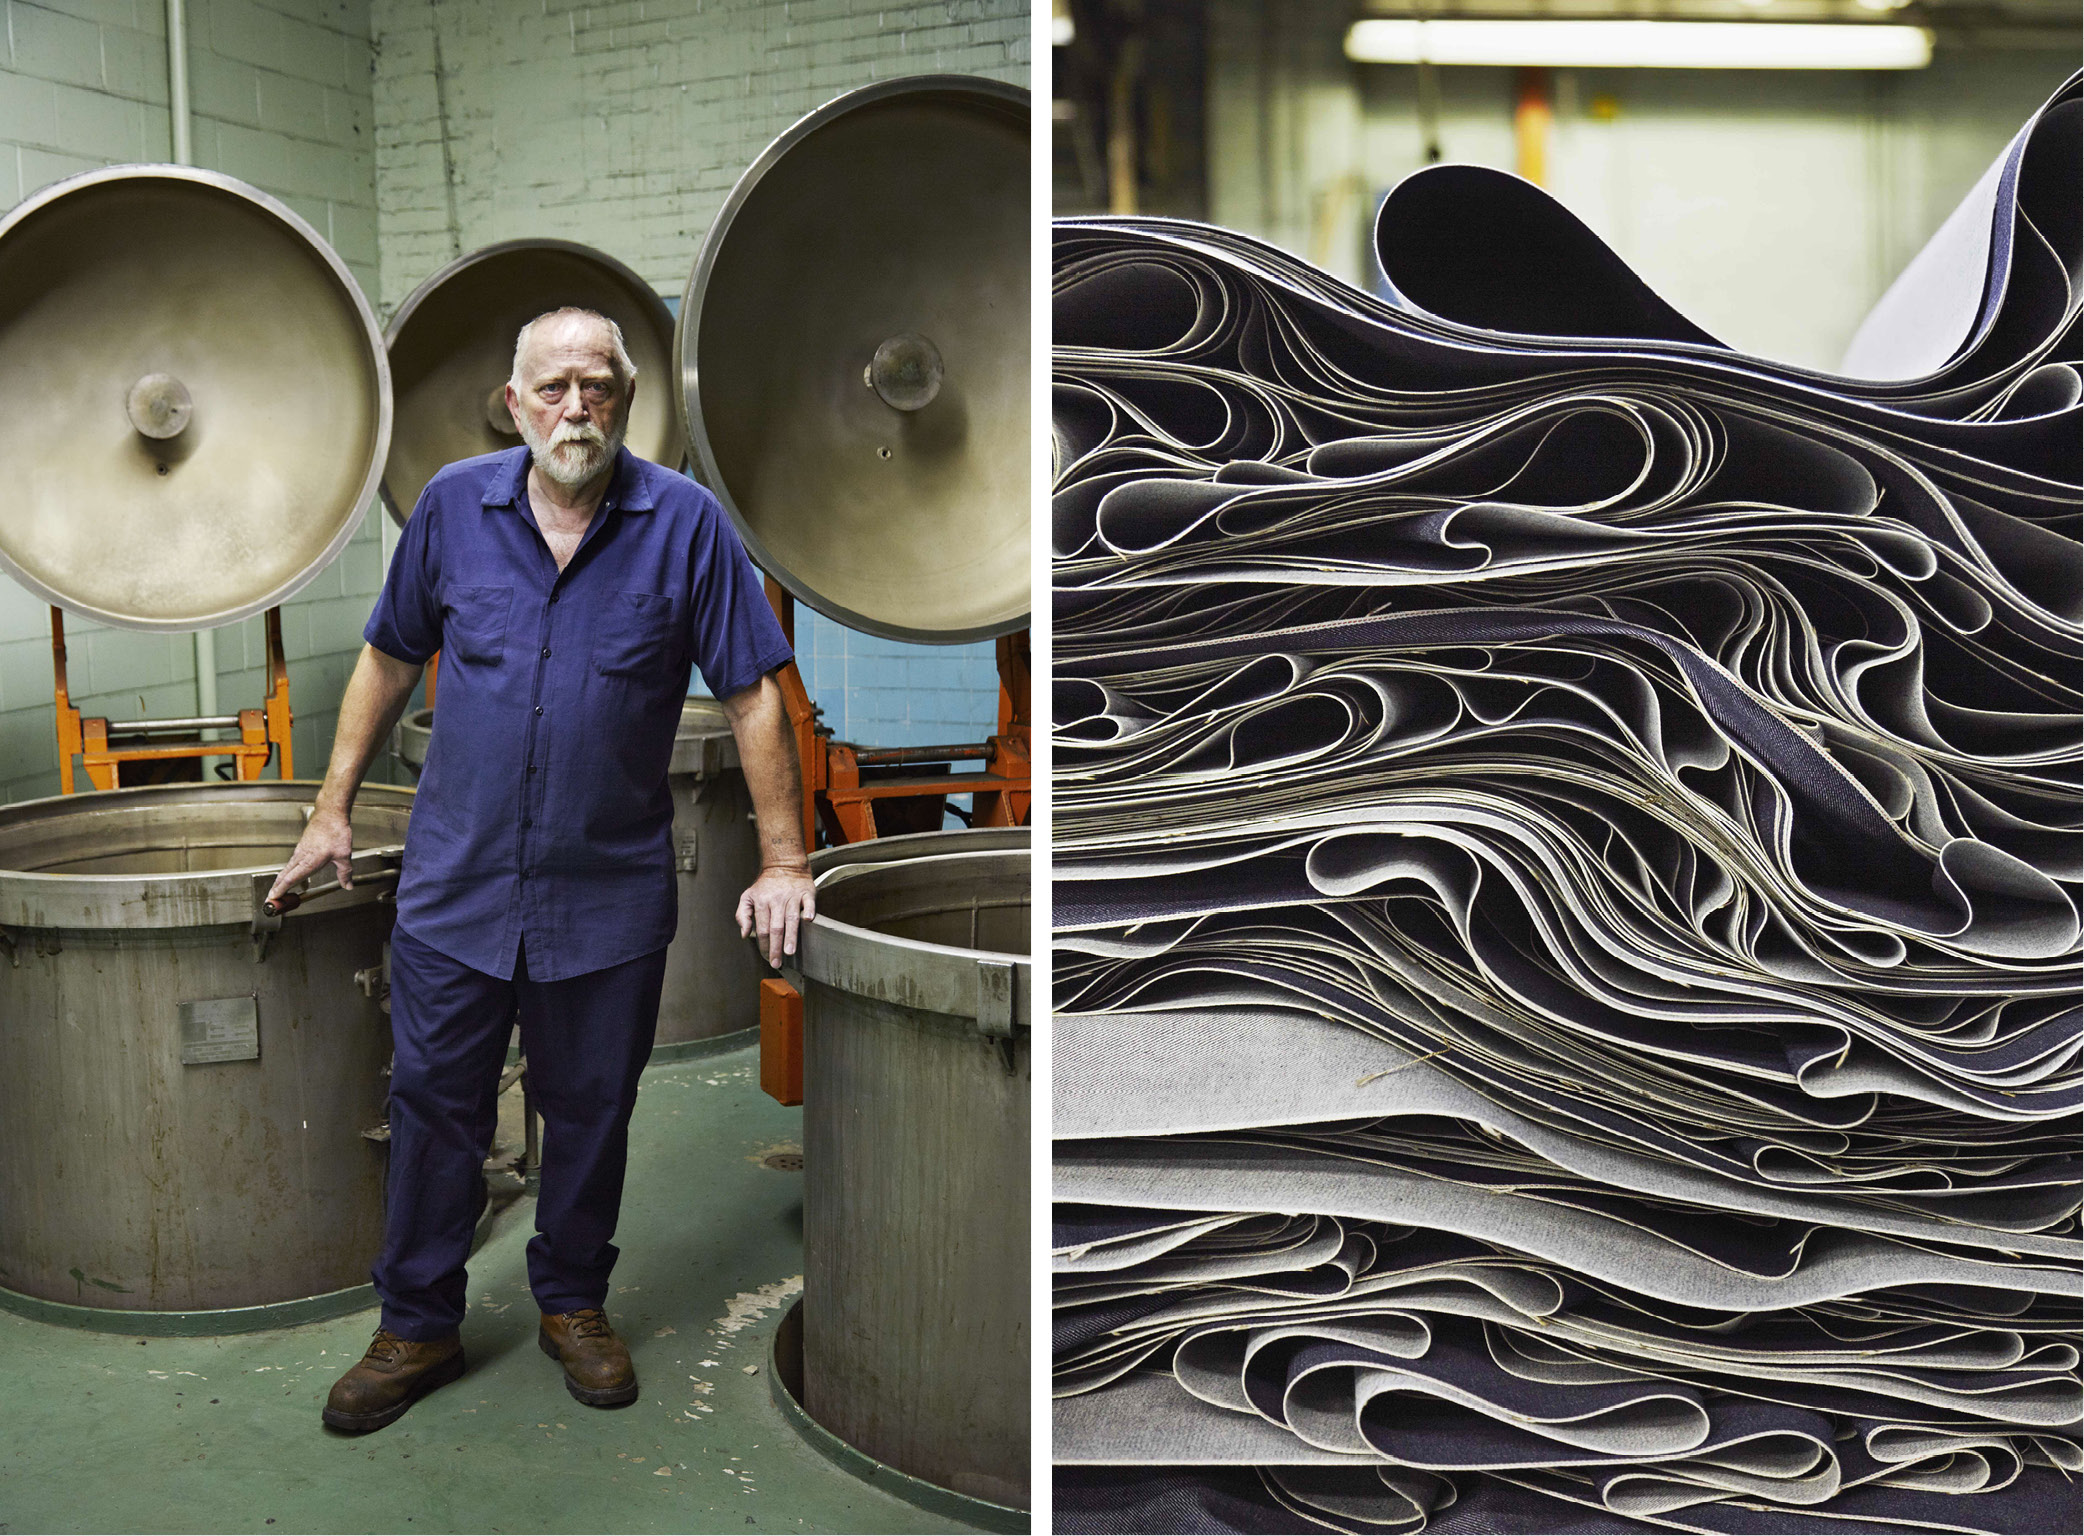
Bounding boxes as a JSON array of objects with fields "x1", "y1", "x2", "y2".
[{"x1": 1052, "y1": 73, "x2": 2082, "y2": 1535}]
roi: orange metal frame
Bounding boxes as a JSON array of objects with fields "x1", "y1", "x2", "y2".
[
  {"x1": 763, "y1": 580, "x2": 1030, "y2": 849},
  {"x1": 52, "y1": 606, "x2": 294, "y2": 794},
  {"x1": 757, "y1": 581, "x2": 1030, "y2": 1106}
]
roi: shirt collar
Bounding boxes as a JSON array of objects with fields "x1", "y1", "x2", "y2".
[{"x1": 481, "y1": 445, "x2": 656, "y2": 511}]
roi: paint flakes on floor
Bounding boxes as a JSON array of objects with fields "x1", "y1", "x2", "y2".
[{"x1": 709, "y1": 1276, "x2": 802, "y2": 1343}]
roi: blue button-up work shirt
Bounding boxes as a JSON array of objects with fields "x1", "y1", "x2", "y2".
[{"x1": 365, "y1": 446, "x2": 793, "y2": 982}]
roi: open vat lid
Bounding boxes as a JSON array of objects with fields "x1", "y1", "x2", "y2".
[
  {"x1": 677, "y1": 77, "x2": 1031, "y2": 646},
  {"x1": 0, "y1": 166, "x2": 391, "y2": 632},
  {"x1": 382, "y1": 238, "x2": 683, "y2": 527}
]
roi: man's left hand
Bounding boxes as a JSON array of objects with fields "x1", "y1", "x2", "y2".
[{"x1": 738, "y1": 865, "x2": 816, "y2": 967}]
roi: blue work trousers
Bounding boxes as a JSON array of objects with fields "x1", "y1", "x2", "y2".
[{"x1": 373, "y1": 924, "x2": 667, "y2": 1340}]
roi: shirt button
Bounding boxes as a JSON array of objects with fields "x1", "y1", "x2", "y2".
[
  {"x1": 541, "y1": 647, "x2": 551, "y2": 658},
  {"x1": 520, "y1": 869, "x2": 532, "y2": 882},
  {"x1": 550, "y1": 593, "x2": 560, "y2": 604},
  {"x1": 521, "y1": 818, "x2": 532, "y2": 829},
  {"x1": 534, "y1": 705, "x2": 543, "y2": 715}
]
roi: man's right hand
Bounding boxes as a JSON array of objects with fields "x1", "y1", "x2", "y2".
[{"x1": 268, "y1": 805, "x2": 356, "y2": 908}]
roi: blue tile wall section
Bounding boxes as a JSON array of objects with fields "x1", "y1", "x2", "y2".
[
  {"x1": 690, "y1": 608, "x2": 1003, "y2": 833},
  {"x1": 689, "y1": 605, "x2": 1001, "y2": 747}
]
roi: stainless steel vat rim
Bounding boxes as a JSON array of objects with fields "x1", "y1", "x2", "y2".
[
  {"x1": 810, "y1": 844, "x2": 1018, "y2": 893},
  {"x1": 795, "y1": 849, "x2": 1030, "y2": 1026},
  {"x1": 678, "y1": 697, "x2": 731, "y2": 733},
  {"x1": 379, "y1": 236, "x2": 680, "y2": 527},
  {"x1": 668, "y1": 697, "x2": 739, "y2": 777},
  {"x1": 675, "y1": 74, "x2": 1031, "y2": 647},
  {"x1": 808, "y1": 825, "x2": 1028, "y2": 874},
  {"x1": 0, "y1": 780, "x2": 414, "y2": 930},
  {"x1": 0, "y1": 163, "x2": 393, "y2": 632},
  {"x1": 767, "y1": 1300, "x2": 1030, "y2": 1531},
  {"x1": 0, "y1": 1279, "x2": 378, "y2": 1337}
]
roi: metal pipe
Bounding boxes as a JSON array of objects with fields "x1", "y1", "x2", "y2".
[
  {"x1": 166, "y1": 0, "x2": 192, "y2": 166},
  {"x1": 193, "y1": 633, "x2": 219, "y2": 735},
  {"x1": 1515, "y1": 66, "x2": 1552, "y2": 188},
  {"x1": 166, "y1": 0, "x2": 217, "y2": 736},
  {"x1": 1106, "y1": 36, "x2": 1142, "y2": 215},
  {"x1": 850, "y1": 744, "x2": 991, "y2": 767},
  {"x1": 104, "y1": 714, "x2": 242, "y2": 734}
]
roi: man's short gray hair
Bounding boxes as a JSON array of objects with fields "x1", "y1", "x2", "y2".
[{"x1": 510, "y1": 307, "x2": 638, "y2": 388}]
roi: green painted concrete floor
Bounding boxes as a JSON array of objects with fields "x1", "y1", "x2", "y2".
[{"x1": 0, "y1": 1045, "x2": 975, "y2": 1535}]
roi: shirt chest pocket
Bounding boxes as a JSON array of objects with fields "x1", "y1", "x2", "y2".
[
  {"x1": 445, "y1": 585, "x2": 513, "y2": 665},
  {"x1": 593, "y1": 590, "x2": 681, "y2": 678}
]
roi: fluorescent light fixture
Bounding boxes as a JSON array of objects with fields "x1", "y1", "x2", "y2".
[
  {"x1": 1344, "y1": 20, "x2": 1934, "y2": 70},
  {"x1": 1053, "y1": 16, "x2": 1075, "y2": 46}
]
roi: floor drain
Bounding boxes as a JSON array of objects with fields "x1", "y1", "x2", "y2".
[{"x1": 760, "y1": 1151, "x2": 804, "y2": 1172}]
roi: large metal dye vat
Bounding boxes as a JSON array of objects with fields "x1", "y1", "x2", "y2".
[
  {"x1": 395, "y1": 698, "x2": 764, "y2": 1052},
  {"x1": 0, "y1": 783, "x2": 412, "y2": 1323},
  {"x1": 792, "y1": 844, "x2": 1030, "y2": 1508},
  {"x1": 660, "y1": 698, "x2": 766, "y2": 1050},
  {"x1": 395, "y1": 706, "x2": 433, "y2": 776}
]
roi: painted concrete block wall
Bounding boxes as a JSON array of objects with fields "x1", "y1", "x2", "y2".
[
  {"x1": 786, "y1": 606, "x2": 1005, "y2": 748},
  {"x1": 1207, "y1": 0, "x2": 2073, "y2": 372},
  {"x1": 369, "y1": 0, "x2": 1031, "y2": 752},
  {"x1": 0, "y1": 0, "x2": 387, "y2": 802}
]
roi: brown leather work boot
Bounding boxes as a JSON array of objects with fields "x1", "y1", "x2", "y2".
[
  {"x1": 321, "y1": 1328, "x2": 465, "y2": 1433},
  {"x1": 538, "y1": 1308, "x2": 638, "y2": 1407}
]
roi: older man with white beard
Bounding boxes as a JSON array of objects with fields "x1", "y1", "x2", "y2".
[{"x1": 269, "y1": 307, "x2": 815, "y2": 1433}]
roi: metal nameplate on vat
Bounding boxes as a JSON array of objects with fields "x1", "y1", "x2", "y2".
[{"x1": 178, "y1": 997, "x2": 260, "y2": 1065}]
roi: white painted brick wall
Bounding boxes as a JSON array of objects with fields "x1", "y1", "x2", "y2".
[
  {"x1": 0, "y1": 0, "x2": 387, "y2": 802},
  {"x1": 369, "y1": 0, "x2": 1029, "y2": 306}
]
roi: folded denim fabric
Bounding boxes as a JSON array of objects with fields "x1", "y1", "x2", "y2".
[{"x1": 1051, "y1": 71, "x2": 2082, "y2": 1534}]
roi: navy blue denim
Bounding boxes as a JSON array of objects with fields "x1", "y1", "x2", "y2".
[{"x1": 373, "y1": 924, "x2": 668, "y2": 1340}]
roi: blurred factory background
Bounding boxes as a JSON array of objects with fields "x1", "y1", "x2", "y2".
[
  {"x1": 0, "y1": 0, "x2": 1026, "y2": 806},
  {"x1": 1052, "y1": 0, "x2": 2080, "y2": 368}
]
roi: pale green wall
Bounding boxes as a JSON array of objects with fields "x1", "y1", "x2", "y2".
[
  {"x1": 0, "y1": 0, "x2": 384, "y2": 802},
  {"x1": 371, "y1": 0, "x2": 1030, "y2": 309}
]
